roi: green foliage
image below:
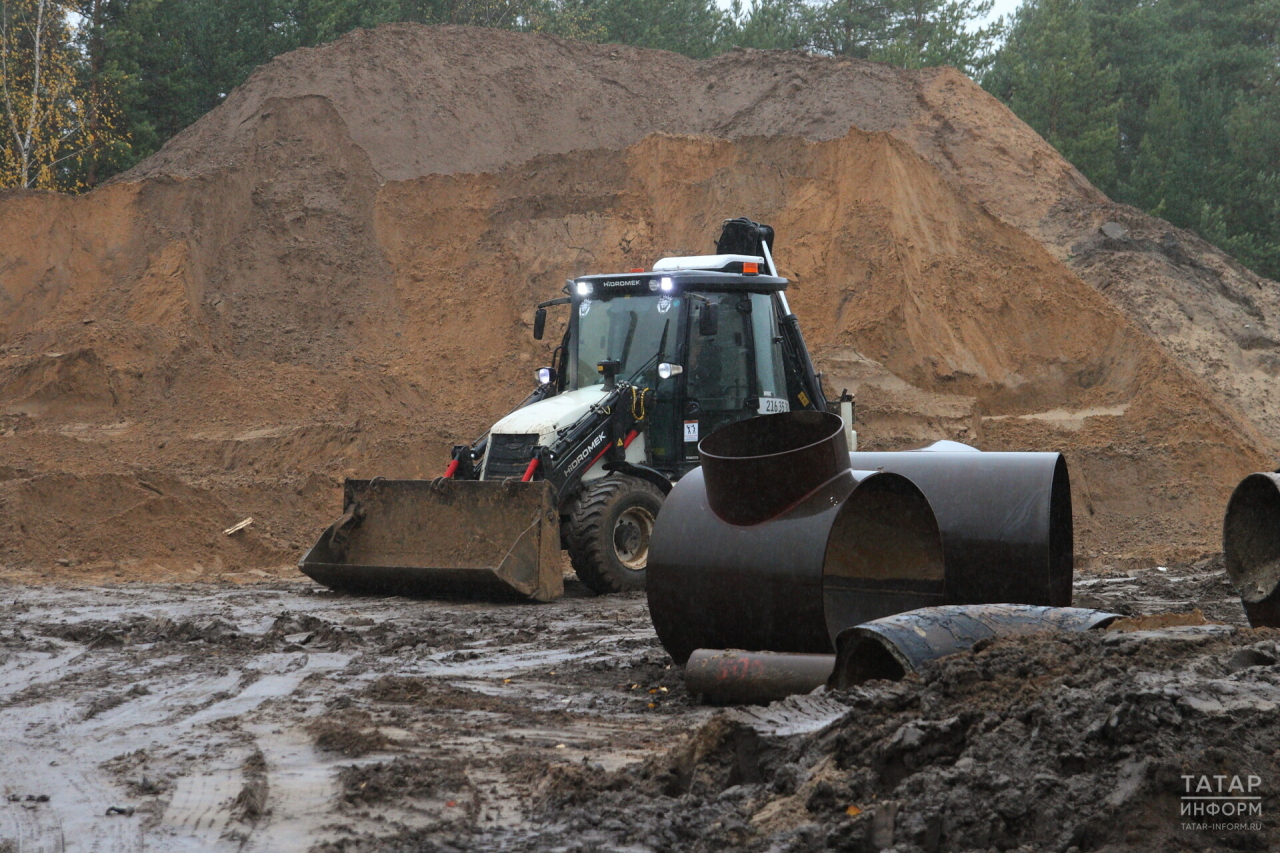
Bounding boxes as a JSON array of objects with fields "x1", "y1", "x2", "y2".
[
  {"x1": 733, "y1": 0, "x2": 1003, "y2": 77},
  {"x1": 984, "y1": 0, "x2": 1118, "y2": 188},
  {"x1": 986, "y1": 0, "x2": 1280, "y2": 279},
  {"x1": 729, "y1": 0, "x2": 817, "y2": 51},
  {"x1": 547, "y1": 0, "x2": 733, "y2": 58},
  {"x1": 871, "y1": 1, "x2": 1002, "y2": 77},
  {"x1": 7, "y1": 0, "x2": 1002, "y2": 190},
  {"x1": 1, "y1": 0, "x2": 121, "y2": 190}
]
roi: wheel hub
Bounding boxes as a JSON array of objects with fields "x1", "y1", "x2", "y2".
[{"x1": 613, "y1": 505, "x2": 655, "y2": 571}]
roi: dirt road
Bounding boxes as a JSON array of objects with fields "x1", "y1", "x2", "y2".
[{"x1": 1, "y1": 561, "x2": 1276, "y2": 852}]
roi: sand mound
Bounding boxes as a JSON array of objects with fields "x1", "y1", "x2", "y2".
[{"x1": 0, "y1": 24, "x2": 1274, "y2": 578}]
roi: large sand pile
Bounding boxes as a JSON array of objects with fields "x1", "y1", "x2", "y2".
[{"x1": 0, "y1": 24, "x2": 1274, "y2": 580}]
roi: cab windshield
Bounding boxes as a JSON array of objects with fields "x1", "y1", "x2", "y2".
[{"x1": 570, "y1": 294, "x2": 676, "y2": 390}]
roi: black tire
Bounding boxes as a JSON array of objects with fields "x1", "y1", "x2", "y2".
[{"x1": 565, "y1": 475, "x2": 666, "y2": 594}]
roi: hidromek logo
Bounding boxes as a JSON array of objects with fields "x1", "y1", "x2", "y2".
[{"x1": 567, "y1": 431, "x2": 608, "y2": 474}]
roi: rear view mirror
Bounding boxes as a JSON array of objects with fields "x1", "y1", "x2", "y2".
[
  {"x1": 533, "y1": 308, "x2": 547, "y2": 340},
  {"x1": 699, "y1": 302, "x2": 718, "y2": 337}
]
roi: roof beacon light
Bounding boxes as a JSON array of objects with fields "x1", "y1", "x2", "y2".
[
  {"x1": 575, "y1": 281, "x2": 592, "y2": 297},
  {"x1": 660, "y1": 277, "x2": 674, "y2": 292}
]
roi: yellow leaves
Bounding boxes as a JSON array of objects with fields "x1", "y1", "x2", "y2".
[{"x1": 0, "y1": 0, "x2": 123, "y2": 191}]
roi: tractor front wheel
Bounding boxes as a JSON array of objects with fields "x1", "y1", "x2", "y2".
[{"x1": 566, "y1": 475, "x2": 666, "y2": 594}]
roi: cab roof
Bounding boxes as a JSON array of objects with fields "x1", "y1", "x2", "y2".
[{"x1": 575, "y1": 255, "x2": 787, "y2": 295}]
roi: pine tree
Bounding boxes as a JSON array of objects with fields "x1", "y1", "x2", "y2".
[
  {"x1": 874, "y1": 0, "x2": 1002, "y2": 78},
  {"x1": 985, "y1": 0, "x2": 1119, "y2": 190}
]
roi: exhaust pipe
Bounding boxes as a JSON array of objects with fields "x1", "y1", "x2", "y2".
[
  {"x1": 647, "y1": 412, "x2": 1074, "y2": 664},
  {"x1": 1223, "y1": 472, "x2": 1280, "y2": 627}
]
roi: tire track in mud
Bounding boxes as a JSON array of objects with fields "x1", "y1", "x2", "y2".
[{"x1": 0, "y1": 581, "x2": 699, "y2": 852}]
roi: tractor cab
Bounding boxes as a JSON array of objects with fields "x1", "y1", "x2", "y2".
[{"x1": 555, "y1": 257, "x2": 796, "y2": 476}]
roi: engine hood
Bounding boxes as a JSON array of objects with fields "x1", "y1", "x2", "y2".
[{"x1": 489, "y1": 386, "x2": 610, "y2": 444}]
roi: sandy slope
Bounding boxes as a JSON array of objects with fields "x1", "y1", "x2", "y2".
[{"x1": 0, "y1": 25, "x2": 1274, "y2": 577}]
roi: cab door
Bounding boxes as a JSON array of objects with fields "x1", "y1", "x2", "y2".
[{"x1": 681, "y1": 292, "x2": 756, "y2": 462}]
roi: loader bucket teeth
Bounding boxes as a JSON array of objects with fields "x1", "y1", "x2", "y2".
[{"x1": 299, "y1": 479, "x2": 563, "y2": 601}]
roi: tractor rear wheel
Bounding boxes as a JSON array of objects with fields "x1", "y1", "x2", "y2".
[{"x1": 566, "y1": 475, "x2": 666, "y2": 594}]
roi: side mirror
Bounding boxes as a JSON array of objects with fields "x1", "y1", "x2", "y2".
[
  {"x1": 698, "y1": 302, "x2": 718, "y2": 337},
  {"x1": 533, "y1": 308, "x2": 547, "y2": 340}
]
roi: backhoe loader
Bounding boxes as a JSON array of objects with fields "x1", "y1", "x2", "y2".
[{"x1": 300, "y1": 218, "x2": 852, "y2": 600}]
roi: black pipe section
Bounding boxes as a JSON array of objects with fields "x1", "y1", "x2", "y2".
[
  {"x1": 829, "y1": 604, "x2": 1119, "y2": 689},
  {"x1": 1223, "y1": 472, "x2": 1280, "y2": 628},
  {"x1": 647, "y1": 413, "x2": 1076, "y2": 665},
  {"x1": 848, "y1": 448, "x2": 1073, "y2": 608},
  {"x1": 699, "y1": 411, "x2": 851, "y2": 525},
  {"x1": 684, "y1": 649, "x2": 836, "y2": 705},
  {"x1": 648, "y1": 412, "x2": 946, "y2": 664}
]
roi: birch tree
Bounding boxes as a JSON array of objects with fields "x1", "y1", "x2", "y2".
[{"x1": 0, "y1": 0, "x2": 94, "y2": 189}]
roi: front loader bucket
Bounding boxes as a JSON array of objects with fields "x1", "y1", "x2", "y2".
[{"x1": 299, "y1": 478, "x2": 564, "y2": 602}]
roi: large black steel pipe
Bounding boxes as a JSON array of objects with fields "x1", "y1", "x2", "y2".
[
  {"x1": 829, "y1": 604, "x2": 1118, "y2": 689},
  {"x1": 848, "y1": 447, "x2": 1073, "y2": 608},
  {"x1": 647, "y1": 414, "x2": 1075, "y2": 665},
  {"x1": 1223, "y1": 472, "x2": 1280, "y2": 628},
  {"x1": 648, "y1": 412, "x2": 947, "y2": 664}
]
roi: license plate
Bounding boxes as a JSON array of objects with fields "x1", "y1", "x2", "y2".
[{"x1": 757, "y1": 397, "x2": 790, "y2": 415}]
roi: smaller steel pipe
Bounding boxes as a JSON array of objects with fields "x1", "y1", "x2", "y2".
[
  {"x1": 1223, "y1": 472, "x2": 1280, "y2": 628},
  {"x1": 685, "y1": 648, "x2": 835, "y2": 705},
  {"x1": 829, "y1": 604, "x2": 1119, "y2": 689},
  {"x1": 698, "y1": 411, "x2": 849, "y2": 525}
]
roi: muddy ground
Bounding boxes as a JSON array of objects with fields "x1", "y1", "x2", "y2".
[{"x1": 1, "y1": 560, "x2": 1277, "y2": 852}]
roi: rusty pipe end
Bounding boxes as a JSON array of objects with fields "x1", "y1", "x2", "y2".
[
  {"x1": 698, "y1": 411, "x2": 850, "y2": 526},
  {"x1": 684, "y1": 648, "x2": 835, "y2": 705},
  {"x1": 1223, "y1": 472, "x2": 1280, "y2": 627}
]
